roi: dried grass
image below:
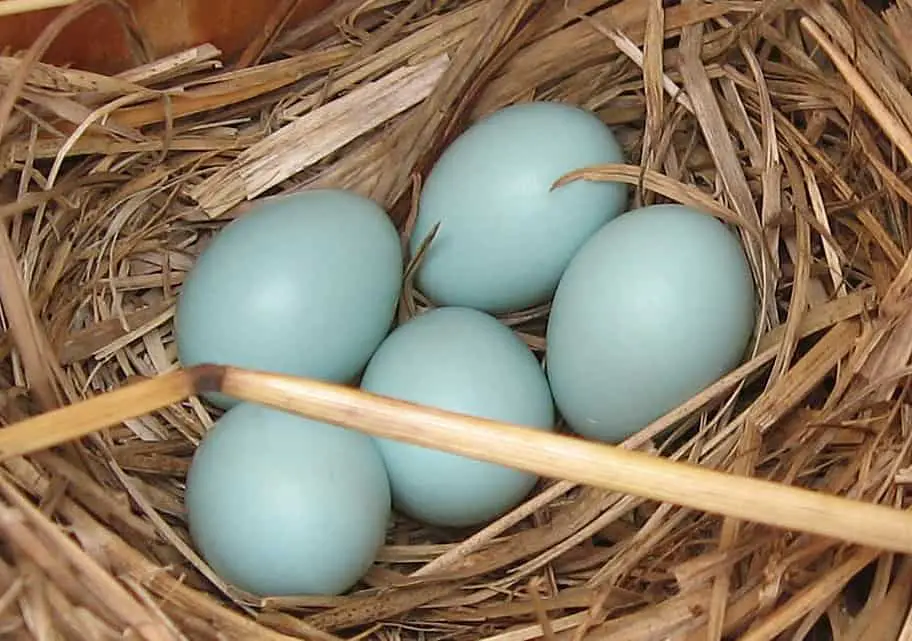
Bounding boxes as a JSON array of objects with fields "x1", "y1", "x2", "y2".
[{"x1": 0, "y1": 0, "x2": 911, "y2": 639}]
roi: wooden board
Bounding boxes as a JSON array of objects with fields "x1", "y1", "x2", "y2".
[{"x1": 0, "y1": 0, "x2": 335, "y2": 73}]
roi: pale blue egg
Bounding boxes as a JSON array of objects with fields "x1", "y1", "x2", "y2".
[
  {"x1": 410, "y1": 101, "x2": 628, "y2": 314},
  {"x1": 546, "y1": 204, "x2": 756, "y2": 444},
  {"x1": 176, "y1": 189, "x2": 402, "y2": 408},
  {"x1": 185, "y1": 402, "x2": 391, "y2": 597},
  {"x1": 359, "y1": 307, "x2": 554, "y2": 528}
]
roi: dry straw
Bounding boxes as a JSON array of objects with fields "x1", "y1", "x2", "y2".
[
  {"x1": 0, "y1": 0, "x2": 78, "y2": 17},
  {"x1": 0, "y1": 0, "x2": 912, "y2": 640}
]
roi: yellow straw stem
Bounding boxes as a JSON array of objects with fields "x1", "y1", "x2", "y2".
[
  {"x1": 214, "y1": 365, "x2": 912, "y2": 555},
  {"x1": 0, "y1": 369, "x2": 198, "y2": 459}
]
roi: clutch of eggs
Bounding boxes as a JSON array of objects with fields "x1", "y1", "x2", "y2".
[{"x1": 176, "y1": 99, "x2": 757, "y2": 598}]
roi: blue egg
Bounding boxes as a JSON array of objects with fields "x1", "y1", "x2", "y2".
[
  {"x1": 360, "y1": 307, "x2": 555, "y2": 528},
  {"x1": 185, "y1": 402, "x2": 391, "y2": 597},
  {"x1": 546, "y1": 204, "x2": 757, "y2": 444},
  {"x1": 176, "y1": 189, "x2": 403, "y2": 408},
  {"x1": 410, "y1": 101, "x2": 628, "y2": 314}
]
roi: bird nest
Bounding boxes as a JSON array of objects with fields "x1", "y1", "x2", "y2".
[{"x1": 1, "y1": 0, "x2": 912, "y2": 639}]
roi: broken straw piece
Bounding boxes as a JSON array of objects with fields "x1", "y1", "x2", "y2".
[{"x1": 188, "y1": 53, "x2": 450, "y2": 218}]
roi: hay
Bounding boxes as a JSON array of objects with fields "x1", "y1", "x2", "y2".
[{"x1": 0, "y1": 0, "x2": 910, "y2": 639}]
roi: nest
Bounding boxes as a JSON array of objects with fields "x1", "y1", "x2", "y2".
[{"x1": 1, "y1": 0, "x2": 912, "y2": 638}]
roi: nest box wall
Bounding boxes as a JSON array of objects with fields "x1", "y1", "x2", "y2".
[{"x1": 0, "y1": 0, "x2": 335, "y2": 73}]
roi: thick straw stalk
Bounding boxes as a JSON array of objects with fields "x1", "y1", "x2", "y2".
[
  {"x1": 1, "y1": 363, "x2": 911, "y2": 557},
  {"x1": 164, "y1": 366, "x2": 912, "y2": 556},
  {"x1": 0, "y1": 0, "x2": 77, "y2": 17}
]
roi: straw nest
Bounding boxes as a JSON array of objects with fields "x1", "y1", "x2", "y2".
[{"x1": 1, "y1": 0, "x2": 912, "y2": 638}]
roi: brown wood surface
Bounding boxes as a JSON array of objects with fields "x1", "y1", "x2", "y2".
[{"x1": 0, "y1": 0, "x2": 334, "y2": 73}]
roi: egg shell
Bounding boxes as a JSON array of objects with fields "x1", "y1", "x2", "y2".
[
  {"x1": 545, "y1": 203, "x2": 756, "y2": 444},
  {"x1": 410, "y1": 101, "x2": 628, "y2": 314},
  {"x1": 359, "y1": 307, "x2": 555, "y2": 528},
  {"x1": 185, "y1": 402, "x2": 391, "y2": 597},
  {"x1": 176, "y1": 189, "x2": 403, "y2": 408}
]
